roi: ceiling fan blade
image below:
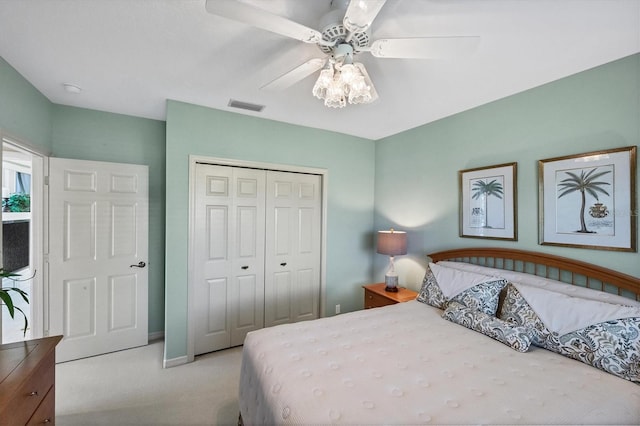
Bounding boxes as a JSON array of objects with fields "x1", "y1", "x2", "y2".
[
  {"x1": 261, "y1": 58, "x2": 327, "y2": 91},
  {"x1": 343, "y1": 0, "x2": 387, "y2": 33},
  {"x1": 205, "y1": 0, "x2": 322, "y2": 43},
  {"x1": 369, "y1": 36, "x2": 480, "y2": 59}
]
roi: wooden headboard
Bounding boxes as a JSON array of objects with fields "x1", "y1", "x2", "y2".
[{"x1": 429, "y1": 247, "x2": 640, "y2": 302}]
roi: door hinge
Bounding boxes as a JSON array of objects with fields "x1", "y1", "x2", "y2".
[{"x1": 44, "y1": 176, "x2": 49, "y2": 185}]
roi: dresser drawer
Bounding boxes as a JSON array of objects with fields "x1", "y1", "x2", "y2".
[
  {"x1": 364, "y1": 289, "x2": 396, "y2": 309},
  {"x1": 26, "y1": 386, "x2": 55, "y2": 425},
  {"x1": 2, "y1": 351, "x2": 55, "y2": 425}
]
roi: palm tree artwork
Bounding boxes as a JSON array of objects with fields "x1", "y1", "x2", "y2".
[
  {"x1": 471, "y1": 178, "x2": 504, "y2": 228},
  {"x1": 557, "y1": 167, "x2": 612, "y2": 233}
]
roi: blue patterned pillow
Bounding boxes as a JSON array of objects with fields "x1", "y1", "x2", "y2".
[
  {"x1": 443, "y1": 301, "x2": 533, "y2": 352},
  {"x1": 499, "y1": 283, "x2": 640, "y2": 383},
  {"x1": 417, "y1": 265, "x2": 506, "y2": 315},
  {"x1": 499, "y1": 284, "x2": 552, "y2": 347}
]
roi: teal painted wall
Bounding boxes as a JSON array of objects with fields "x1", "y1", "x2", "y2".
[
  {"x1": 5, "y1": 48, "x2": 639, "y2": 365},
  {"x1": 51, "y1": 105, "x2": 167, "y2": 334},
  {"x1": 0, "y1": 57, "x2": 52, "y2": 151},
  {"x1": 374, "y1": 53, "x2": 640, "y2": 289},
  {"x1": 164, "y1": 100, "x2": 376, "y2": 361}
]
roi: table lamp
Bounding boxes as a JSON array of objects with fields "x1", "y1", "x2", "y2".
[{"x1": 376, "y1": 229, "x2": 407, "y2": 292}]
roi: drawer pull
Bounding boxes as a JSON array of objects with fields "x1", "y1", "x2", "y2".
[
  {"x1": 44, "y1": 419, "x2": 51, "y2": 423},
  {"x1": 241, "y1": 266, "x2": 249, "y2": 270},
  {"x1": 29, "y1": 391, "x2": 38, "y2": 396},
  {"x1": 280, "y1": 262, "x2": 287, "y2": 266}
]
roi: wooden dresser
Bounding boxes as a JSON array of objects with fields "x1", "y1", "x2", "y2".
[
  {"x1": 0, "y1": 335, "x2": 62, "y2": 425},
  {"x1": 363, "y1": 283, "x2": 418, "y2": 309}
]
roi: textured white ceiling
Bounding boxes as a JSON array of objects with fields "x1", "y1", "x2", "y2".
[{"x1": 0, "y1": 0, "x2": 638, "y2": 140}]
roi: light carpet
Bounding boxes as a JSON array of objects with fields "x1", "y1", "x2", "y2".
[{"x1": 55, "y1": 340, "x2": 242, "y2": 425}]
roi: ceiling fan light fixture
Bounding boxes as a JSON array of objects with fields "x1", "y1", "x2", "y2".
[
  {"x1": 338, "y1": 63, "x2": 358, "y2": 85},
  {"x1": 324, "y1": 79, "x2": 346, "y2": 108},
  {"x1": 206, "y1": 0, "x2": 479, "y2": 110},
  {"x1": 312, "y1": 66, "x2": 334, "y2": 100},
  {"x1": 312, "y1": 60, "x2": 375, "y2": 108},
  {"x1": 353, "y1": 62, "x2": 379, "y2": 103},
  {"x1": 347, "y1": 74, "x2": 371, "y2": 104}
]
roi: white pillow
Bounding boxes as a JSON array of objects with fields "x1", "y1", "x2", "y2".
[
  {"x1": 513, "y1": 282, "x2": 640, "y2": 335},
  {"x1": 429, "y1": 262, "x2": 499, "y2": 298},
  {"x1": 437, "y1": 260, "x2": 640, "y2": 307}
]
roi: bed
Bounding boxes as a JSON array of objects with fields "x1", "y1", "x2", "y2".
[{"x1": 238, "y1": 248, "x2": 640, "y2": 425}]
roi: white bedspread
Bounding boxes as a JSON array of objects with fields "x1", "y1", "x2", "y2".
[{"x1": 239, "y1": 301, "x2": 640, "y2": 425}]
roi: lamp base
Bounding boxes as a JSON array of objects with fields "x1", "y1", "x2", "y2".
[{"x1": 384, "y1": 275, "x2": 398, "y2": 292}]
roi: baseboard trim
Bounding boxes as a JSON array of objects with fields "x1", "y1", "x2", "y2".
[
  {"x1": 148, "y1": 331, "x2": 165, "y2": 342},
  {"x1": 163, "y1": 355, "x2": 188, "y2": 369}
]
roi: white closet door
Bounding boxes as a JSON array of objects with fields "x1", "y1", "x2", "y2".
[
  {"x1": 49, "y1": 158, "x2": 148, "y2": 362},
  {"x1": 265, "y1": 172, "x2": 322, "y2": 327},
  {"x1": 193, "y1": 164, "x2": 265, "y2": 355}
]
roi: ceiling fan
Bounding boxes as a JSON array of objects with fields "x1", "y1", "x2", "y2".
[{"x1": 205, "y1": 0, "x2": 479, "y2": 108}]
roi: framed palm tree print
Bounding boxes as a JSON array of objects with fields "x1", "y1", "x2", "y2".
[
  {"x1": 539, "y1": 146, "x2": 636, "y2": 251},
  {"x1": 459, "y1": 162, "x2": 517, "y2": 240}
]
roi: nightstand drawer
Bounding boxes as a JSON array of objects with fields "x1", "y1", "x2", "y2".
[
  {"x1": 362, "y1": 283, "x2": 418, "y2": 309},
  {"x1": 364, "y1": 289, "x2": 396, "y2": 309}
]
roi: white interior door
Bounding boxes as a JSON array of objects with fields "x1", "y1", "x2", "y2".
[
  {"x1": 48, "y1": 158, "x2": 148, "y2": 362},
  {"x1": 193, "y1": 164, "x2": 265, "y2": 355},
  {"x1": 265, "y1": 172, "x2": 321, "y2": 327}
]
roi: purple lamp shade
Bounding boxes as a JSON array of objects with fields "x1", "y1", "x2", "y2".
[{"x1": 376, "y1": 230, "x2": 407, "y2": 256}]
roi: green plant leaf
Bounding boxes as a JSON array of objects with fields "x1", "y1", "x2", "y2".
[
  {"x1": 14, "y1": 306, "x2": 28, "y2": 337},
  {"x1": 0, "y1": 290, "x2": 16, "y2": 318},
  {"x1": 5, "y1": 287, "x2": 29, "y2": 304},
  {"x1": 0, "y1": 268, "x2": 19, "y2": 279}
]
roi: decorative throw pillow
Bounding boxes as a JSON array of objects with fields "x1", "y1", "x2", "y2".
[
  {"x1": 442, "y1": 301, "x2": 533, "y2": 352},
  {"x1": 416, "y1": 267, "x2": 448, "y2": 308},
  {"x1": 416, "y1": 264, "x2": 506, "y2": 315},
  {"x1": 499, "y1": 283, "x2": 552, "y2": 347},
  {"x1": 499, "y1": 283, "x2": 640, "y2": 383},
  {"x1": 555, "y1": 318, "x2": 640, "y2": 383}
]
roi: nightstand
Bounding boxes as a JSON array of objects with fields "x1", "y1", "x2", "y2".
[{"x1": 363, "y1": 283, "x2": 418, "y2": 309}]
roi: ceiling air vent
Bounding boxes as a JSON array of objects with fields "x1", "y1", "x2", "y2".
[{"x1": 228, "y1": 99, "x2": 265, "y2": 112}]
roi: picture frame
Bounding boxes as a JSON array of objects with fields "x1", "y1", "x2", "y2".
[
  {"x1": 459, "y1": 162, "x2": 517, "y2": 240},
  {"x1": 538, "y1": 146, "x2": 637, "y2": 252}
]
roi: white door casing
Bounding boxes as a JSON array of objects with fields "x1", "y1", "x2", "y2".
[
  {"x1": 193, "y1": 164, "x2": 266, "y2": 355},
  {"x1": 264, "y1": 172, "x2": 321, "y2": 327},
  {"x1": 49, "y1": 158, "x2": 148, "y2": 362}
]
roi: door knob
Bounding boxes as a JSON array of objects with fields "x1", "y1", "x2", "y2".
[{"x1": 130, "y1": 261, "x2": 146, "y2": 268}]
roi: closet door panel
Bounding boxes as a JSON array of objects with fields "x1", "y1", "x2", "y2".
[
  {"x1": 231, "y1": 274, "x2": 262, "y2": 346},
  {"x1": 205, "y1": 278, "x2": 228, "y2": 335},
  {"x1": 295, "y1": 268, "x2": 315, "y2": 319},
  {"x1": 274, "y1": 207, "x2": 292, "y2": 255},
  {"x1": 265, "y1": 171, "x2": 321, "y2": 326},
  {"x1": 194, "y1": 165, "x2": 233, "y2": 355},
  {"x1": 229, "y1": 168, "x2": 266, "y2": 347},
  {"x1": 194, "y1": 164, "x2": 265, "y2": 355},
  {"x1": 292, "y1": 174, "x2": 322, "y2": 322}
]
